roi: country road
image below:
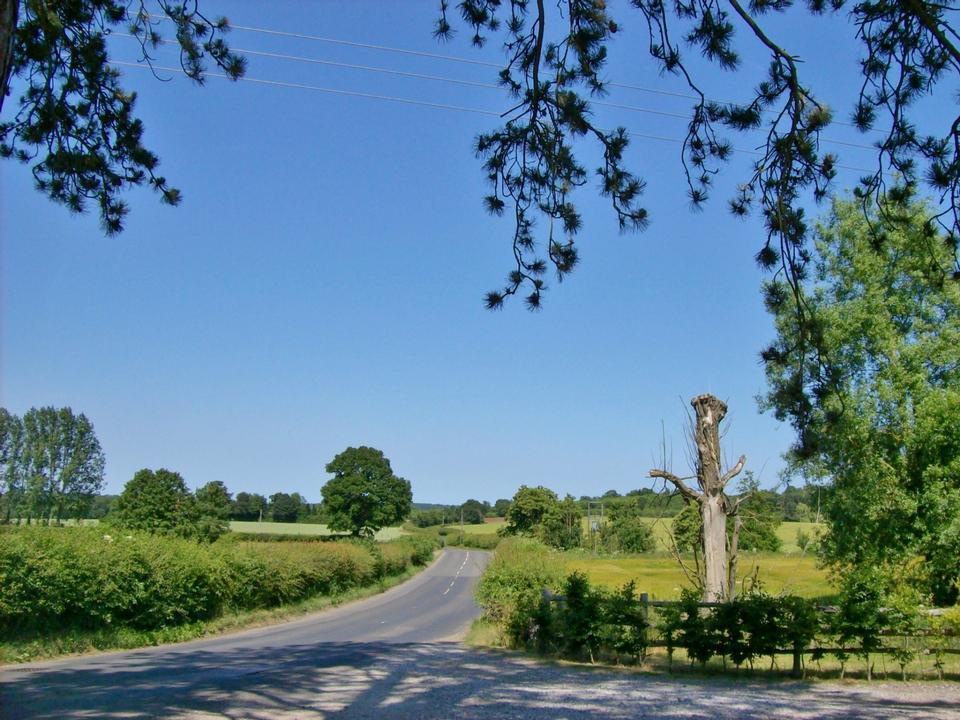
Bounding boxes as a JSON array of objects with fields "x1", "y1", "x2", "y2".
[{"x1": 3, "y1": 548, "x2": 959, "y2": 719}]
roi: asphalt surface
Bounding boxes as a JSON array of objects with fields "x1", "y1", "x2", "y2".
[{"x1": 3, "y1": 548, "x2": 959, "y2": 719}]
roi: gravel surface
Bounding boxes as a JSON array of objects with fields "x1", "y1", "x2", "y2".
[{"x1": 3, "y1": 549, "x2": 958, "y2": 719}]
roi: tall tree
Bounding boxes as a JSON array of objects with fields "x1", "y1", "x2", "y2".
[
  {"x1": 321, "y1": 446, "x2": 412, "y2": 537},
  {"x1": 20, "y1": 406, "x2": 105, "y2": 523},
  {"x1": 0, "y1": 0, "x2": 245, "y2": 232},
  {"x1": 762, "y1": 195, "x2": 960, "y2": 604},
  {"x1": 650, "y1": 394, "x2": 746, "y2": 601}
]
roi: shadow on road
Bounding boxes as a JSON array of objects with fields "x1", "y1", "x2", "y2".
[{"x1": 4, "y1": 641, "x2": 958, "y2": 719}]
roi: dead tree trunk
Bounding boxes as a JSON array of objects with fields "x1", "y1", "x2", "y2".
[{"x1": 650, "y1": 393, "x2": 745, "y2": 602}]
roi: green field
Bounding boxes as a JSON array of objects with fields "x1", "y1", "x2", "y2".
[
  {"x1": 442, "y1": 519, "x2": 506, "y2": 535},
  {"x1": 229, "y1": 521, "x2": 406, "y2": 541},
  {"x1": 565, "y1": 552, "x2": 831, "y2": 599}
]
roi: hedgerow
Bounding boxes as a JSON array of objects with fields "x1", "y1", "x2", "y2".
[
  {"x1": 0, "y1": 527, "x2": 437, "y2": 634},
  {"x1": 476, "y1": 540, "x2": 960, "y2": 676}
]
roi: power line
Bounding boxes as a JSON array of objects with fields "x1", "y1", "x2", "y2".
[
  {"x1": 110, "y1": 61, "x2": 501, "y2": 116},
  {"x1": 208, "y1": 16, "x2": 884, "y2": 135},
  {"x1": 114, "y1": 34, "x2": 878, "y2": 151},
  {"x1": 111, "y1": 60, "x2": 873, "y2": 173}
]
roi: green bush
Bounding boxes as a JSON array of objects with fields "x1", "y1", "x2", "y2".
[{"x1": 475, "y1": 538, "x2": 565, "y2": 644}]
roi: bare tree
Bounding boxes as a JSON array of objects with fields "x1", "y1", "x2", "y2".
[{"x1": 650, "y1": 394, "x2": 746, "y2": 601}]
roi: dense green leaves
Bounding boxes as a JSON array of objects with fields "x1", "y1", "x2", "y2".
[
  {"x1": 0, "y1": 526, "x2": 433, "y2": 634},
  {"x1": 321, "y1": 446, "x2": 412, "y2": 537},
  {"x1": 762, "y1": 196, "x2": 960, "y2": 603},
  {"x1": 110, "y1": 468, "x2": 204, "y2": 538},
  {"x1": 0, "y1": 406, "x2": 104, "y2": 523},
  {"x1": 503, "y1": 485, "x2": 583, "y2": 549},
  {"x1": 600, "y1": 496, "x2": 656, "y2": 553}
]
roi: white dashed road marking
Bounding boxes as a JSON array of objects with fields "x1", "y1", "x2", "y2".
[{"x1": 442, "y1": 552, "x2": 470, "y2": 596}]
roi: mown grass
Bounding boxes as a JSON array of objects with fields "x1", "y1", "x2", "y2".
[
  {"x1": 564, "y1": 552, "x2": 832, "y2": 599},
  {"x1": 229, "y1": 521, "x2": 406, "y2": 541}
]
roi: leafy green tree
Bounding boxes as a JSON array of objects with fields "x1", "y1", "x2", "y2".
[
  {"x1": 321, "y1": 446, "x2": 412, "y2": 537},
  {"x1": 504, "y1": 485, "x2": 559, "y2": 535},
  {"x1": 537, "y1": 494, "x2": 583, "y2": 550},
  {"x1": 196, "y1": 480, "x2": 231, "y2": 517},
  {"x1": 110, "y1": 468, "x2": 201, "y2": 538},
  {"x1": 459, "y1": 498, "x2": 487, "y2": 525},
  {"x1": 268, "y1": 492, "x2": 301, "y2": 523},
  {"x1": 601, "y1": 496, "x2": 656, "y2": 554},
  {"x1": 194, "y1": 480, "x2": 231, "y2": 539},
  {"x1": 20, "y1": 406, "x2": 105, "y2": 523},
  {"x1": 0, "y1": 0, "x2": 245, "y2": 232},
  {"x1": 493, "y1": 498, "x2": 512, "y2": 517},
  {"x1": 762, "y1": 195, "x2": 960, "y2": 604}
]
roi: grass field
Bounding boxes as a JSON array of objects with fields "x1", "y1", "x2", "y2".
[
  {"x1": 565, "y1": 552, "x2": 832, "y2": 599},
  {"x1": 229, "y1": 521, "x2": 406, "y2": 541},
  {"x1": 443, "y1": 519, "x2": 506, "y2": 535}
]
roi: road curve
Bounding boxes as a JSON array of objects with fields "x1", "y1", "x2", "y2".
[{"x1": 4, "y1": 548, "x2": 959, "y2": 719}]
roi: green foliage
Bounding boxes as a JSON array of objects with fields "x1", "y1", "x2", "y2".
[
  {"x1": 504, "y1": 486, "x2": 582, "y2": 550},
  {"x1": 268, "y1": 492, "x2": 302, "y2": 523},
  {"x1": 504, "y1": 485, "x2": 559, "y2": 535},
  {"x1": 672, "y1": 475, "x2": 782, "y2": 555},
  {"x1": 194, "y1": 481, "x2": 231, "y2": 541},
  {"x1": 0, "y1": 406, "x2": 105, "y2": 523},
  {"x1": 536, "y1": 494, "x2": 583, "y2": 550},
  {"x1": 1, "y1": 1, "x2": 246, "y2": 232},
  {"x1": 109, "y1": 468, "x2": 201, "y2": 539},
  {"x1": 0, "y1": 526, "x2": 432, "y2": 635},
  {"x1": 762, "y1": 196, "x2": 960, "y2": 604},
  {"x1": 322, "y1": 446, "x2": 412, "y2": 537},
  {"x1": 554, "y1": 572, "x2": 603, "y2": 661},
  {"x1": 600, "y1": 496, "x2": 656, "y2": 554},
  {"x1": 459, "y1": 498, "x2": 487, "y2": 525},
  {"x1": 231, "y1": 491, "x2": 268, "y2": 521},
  {"x1": 474, "y1": 537, "x2": 565, "y2": 645}
]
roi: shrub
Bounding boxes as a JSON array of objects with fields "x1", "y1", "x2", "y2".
[{"x1": 475, "y1": 538, "x2": 565, "y2": 645}]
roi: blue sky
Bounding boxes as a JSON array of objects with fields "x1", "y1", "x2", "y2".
[{"x1": 0, "y1": 2, "x2": 905, "y2": 503}]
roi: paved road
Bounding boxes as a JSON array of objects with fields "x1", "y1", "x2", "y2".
[{"x1": 3, "y1": 548, "x2": 959, "y2": 719}]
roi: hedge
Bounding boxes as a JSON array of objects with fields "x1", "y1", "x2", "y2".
[{"x1": 0, "y1": 527, "x2": 437, "y2": 634}]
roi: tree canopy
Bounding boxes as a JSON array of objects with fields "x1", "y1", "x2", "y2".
[
  {"x1": 321, "y1": 446, "x2": 412, "y2": 537},
  {"x1": 762, "y1": 195, "x2": 960, "y2": 603}
]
